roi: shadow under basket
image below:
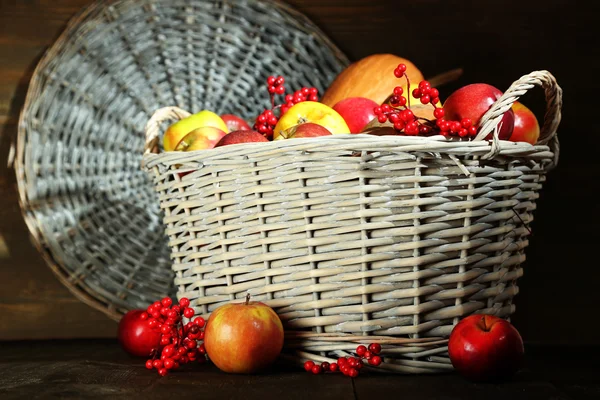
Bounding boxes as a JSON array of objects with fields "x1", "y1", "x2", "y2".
[{"x1": 142, "y1": 70, "x2": 562, "y2": 373}]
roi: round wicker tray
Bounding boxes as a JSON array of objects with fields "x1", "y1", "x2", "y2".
[{"x1": 15, "y1": 0, "x2": 349, "y2": 320}]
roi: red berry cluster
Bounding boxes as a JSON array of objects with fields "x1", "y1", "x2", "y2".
[
  {"x1": 142, "y1": 297, "x2": 206, "y2": 376},
  {"x1": 303, "y1": 343, "x2": 382, "y2": 378},
  {"x1": 412, "y1": 80, "x2": 440, "y2": 106},
  {"x1": 375, "y1": 63, "x2": 479, "y2": 138},
  {"x1": 253, "y1": 75, "x2": 318, "y2": 139},
  {"x1": 435, "y1": 114, "x2": 478, "y2": 138}
]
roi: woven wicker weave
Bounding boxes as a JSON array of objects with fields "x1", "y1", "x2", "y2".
[
  {"x1": 15, "y1": 0, "x2": 349, "y2": 319},
  {"x1": 142, "y1": 71, "x2": 561, "y2": 373}
]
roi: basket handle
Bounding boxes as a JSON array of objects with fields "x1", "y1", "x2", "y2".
[
  {"x1": 475, "y1": 70, "x2": 562, "y2": 147},
  {"x1": 144, "y1": 106, "x2": 191, "y2": 155}
]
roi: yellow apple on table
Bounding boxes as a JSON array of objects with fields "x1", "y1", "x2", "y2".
[
  {"x1": 163, "y1": 110, "x2": 229, "y2": 151},
  {"x1": 273, "y1": 101, "x2": 350, "y2": 140}
]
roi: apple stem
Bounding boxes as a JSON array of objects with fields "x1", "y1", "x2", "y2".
[{"x1": 245, "y1": 293, "x2": 251, "y2": 305}]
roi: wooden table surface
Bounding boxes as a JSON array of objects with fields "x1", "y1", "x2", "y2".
[
  {"x1": 0, "y1": 340, "x2": 598, "y2": 399},
  {"x1": 1, "y1": 0, "x2": 599, "y2": 346}
]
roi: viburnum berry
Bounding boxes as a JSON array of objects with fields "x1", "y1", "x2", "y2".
[
  {"x1": 369, "y1": 356, "x2": 383, "y2": 366},
  {"x1": 311, "y1": 364, "x2": 323, "y2": 375},
  {"x1": 368, "y1": 343, "x2": 382, "y2": 355},
  {"x1": 183, "y1": 307, "x2": 195, "y2": 319},
  {"x1": 164, "y1": 358, "x2": 175, "y2": 369},
  {"x1": 145, "y1": 360, "x2": 154, "y2": 370},
  {"x1": 356, "y1": 345, "x2": 367, "y2": 357},
  {"x1": 329, "y1": 363, "x2": 339, "y2": 372},
  {"x1": 304, "y1": 361, "x2": 315, "y2": 372},
  {"x1": 321, "y1": 362, "x2": 330, "y2": 371},
  {"x1": 179, "y1": 298, "x2": 190, "y2": 308}
]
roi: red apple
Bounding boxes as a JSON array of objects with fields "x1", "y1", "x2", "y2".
[
  {"x1": 118, "y1": 309, "x2": 161, "y2": 357},
  {"x1": 332, "y1": 97, "x2": 379, "y2": 133},
  {"x1": 510, "y1": 101, "x2": 540, "y2": 145},
  {"x1": 443, "y1": 83, "x2": 514, "y2": 140},
  {"x1": 449, "y1": 314, "x2": 524, "y2": 382},
  {"x1": 221, "y1": 114, "x2": 252, "y2": 132},
  {"x1": 204, "y1": 295, "x2": 284, "y2": 374},
  {"x1": 278, "y1": 122, "x2": 332, "y2": 139},
  {"x1": 214, "y1": 130, "x2": 269, "y2": 147}
]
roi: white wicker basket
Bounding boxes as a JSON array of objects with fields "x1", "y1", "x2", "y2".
[{"x1": 142, "y1": 70, "x2": 562, "y2": 373}]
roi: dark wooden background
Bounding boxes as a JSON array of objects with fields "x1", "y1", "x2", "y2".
[{"x1": 0, "y1": 0, "x2": 597, "y2": 344}]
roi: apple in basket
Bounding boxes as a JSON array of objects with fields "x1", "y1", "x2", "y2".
[
  {"x1": 174, "y1": 126, "x2": 227, "y2": 151},
  {"x1": 448, "y1": 314, "x2": 524, "y2": 382},
  {"x1": 214, "y1": 130, "x2": 269, "y2": 147},
  {"x1": 164, "y1": 110, "x2": 229, "y2": 151},
  {"x1": 221, "y1": 113, "x2": 252, "y2": 132},
  {"x1": 272, "y1": 101, "x2": 350, "y2": 140},
  {"x1": 443, "y1": 83, "x2": 515, "y2": 140},
  {"x1": 509, "y1": 101, "x2": 540, "y2": 145},
  {"x1": 331, "y1": 97, "x2": 379, "y2": 133},
  {"x1": 204, "y1": 294, "x2": 284, "y2": 374},
  {"x1": 278, "y1": 122, "x2": 333, "y2": 139}
]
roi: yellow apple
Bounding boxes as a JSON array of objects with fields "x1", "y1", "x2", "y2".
[
  {"x1": 163, "y1": 110, "x2": 229, "y2": 151},
  {"x1": 204, "y1": 296, "x2": 284, "y2": 374},
  {"x1": 174, "y1": 126, "x2": 227, "y2": 151},
  {"x1": 273, "y1": 101, "x2": 350, "y2": 140}
]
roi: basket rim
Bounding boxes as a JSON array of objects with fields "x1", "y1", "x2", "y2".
[{"x1": 141, "y1": 133, "x2": 556, "y2": 171}]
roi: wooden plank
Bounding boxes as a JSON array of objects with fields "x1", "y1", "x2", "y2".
[
  {"x1": 0, "y1": 341, "x2": 356, "y2": 400},
  {"x1": 0, "y1": 341, "x2": 598, "y2": 399}
]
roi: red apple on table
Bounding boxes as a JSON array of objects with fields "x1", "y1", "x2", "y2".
[
  {"x1": 510, "y1": 101, "x2": 540, "y2": 145},
  {"x1": 204, "y1": 295, "x2": 284, "y2": 374},
  {"x1": 279, "y1": 122, "x2": 332, "y2": 139},
  {"x1": 448, "y1": 314, "x2": 524, "y2": 382},
  {"x1": 214, "y1": 130, "x2": 269, "y2": 147},
  {"x1": 118, "y1": 309, "x2": 161, "y2": 357},
  {"x1": 332, "y1": 96, "x2": 379, "y2": 133},
  {"x1": 221, "y1": 114, "x2": 252, "y2": 132},
  {"x1": 443, "y1": 83, "x2": 515, "y2": 140}
]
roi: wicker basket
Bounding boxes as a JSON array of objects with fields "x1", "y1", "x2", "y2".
[
  {"x1": 15, "y1": 0, "x2": 349, "y2": 320},
  {"x1": 142, "y1": 71, "x2": 561, "y2": 373}
]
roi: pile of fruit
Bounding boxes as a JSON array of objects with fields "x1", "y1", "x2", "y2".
[
  {"x1": 120, "y1": 295, "x2": 524, "y2": 382},
  {"x1": 161, "y1": 54, "x2": 541, "y2": 153}
]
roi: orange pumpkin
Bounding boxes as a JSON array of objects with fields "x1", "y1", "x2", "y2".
[{"x1": 321, "y1": 54, "x2": 425, "y2": 108}]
